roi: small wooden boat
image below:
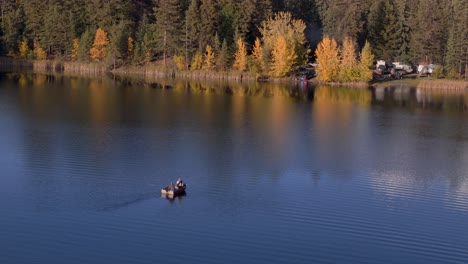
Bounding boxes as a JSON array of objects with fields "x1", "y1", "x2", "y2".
[{"x1": 161, "y1": 183, "x2": 186, "y2": 196}]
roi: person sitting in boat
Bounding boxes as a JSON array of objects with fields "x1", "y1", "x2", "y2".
[
  {"x1": 168, "y1": 182, "x2": 175, "y2": 191},
  {"x1": 176, "y1": 178, "x2": 184, "y2": 188}
]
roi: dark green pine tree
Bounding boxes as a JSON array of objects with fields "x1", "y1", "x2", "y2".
[
  {"x1": 1, "y1": 1, "x2": 25, "y2": 55},
  {"x1": 185, "y1": 0, "x2": 201, "y2": 63},
  {"x1": 77, "y1": 28, "x2": 94, "y2": 62},
  {"x1": 86, "y1": 0, "x2": 134, "y2": 30},
  {"x1": 444, "y1": 0, "x2": 467, "y2": 75},
  {"x1": 199, "y1": 0, "x2": 219, "y2": 51},
  {"x1": 154, "y1": 0, "x2": 183, "y2": 66},
  {"x1": 316, "y1": 0, "x2": 365, "y2": 43},
  {"x1": 283, "y1": 0, "x2": 318, "y2": 22},
  {"x1": 409, "y1": 0, "x2": 447, "y2": 64},
  {"x1": 21, "y1": 0, "x2": 48, "y2": 45},
  {"x1": 367, "y1": 0, "x2": 406, "y2": 62},
  {"x1": 248, "y1": 0, "x2": 272, "y2": 42},
  {"x1": 108, "y1": 21, "x2": 132, "y2": 68},
  {"x1": 43, "y1": 3, "x2": 74, "y2": 57},
  {"x1": 65, "y1": 0, "x2": 88, "y2": 39}
]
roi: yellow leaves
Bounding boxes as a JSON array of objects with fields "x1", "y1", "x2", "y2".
[
  {"x1": 127, "y1": 36, "x2": 134, "y2": 59},
  {"x1": 315, "y1": 36, "x2": 340, "y2": 82},
  {"x1": 270, "y1": 35, "x2": 296, "y2": 78},
  {"x1": 233, "y1": 38, "x2": 247, "y2": 72},
  {"x1": 251, "y1": 38, "x2": 264, "y2": 73},
  {"x1": 359, "y1": 41, "x2": 374, "y2": 70},
  {"x1": 71, "y1": 38, "x2": 79, "y2": 60},
  {"x1": 316, "y1": 36, "x2": 375, "y2": 83},
  {"x1": 90, "y1": 28, "x2": 109, "y2": 62},
  {"x1": 357, "y1": 41, "x2": 374, "y2": 82},
  {"x1": 33, "y1": 40, "x2": 47, "y2": 60},
  {"x1": 19, "y1": 40, "x2": 30, "y2": 59},
  {"x1": 173, "y1": 54, "x2": 186, "y2": 70},
  {"x1": 191, "y1": 52, "x2": 203, "y2": 70},
  {"x1": 203, "y1": 45, "x2": 215, "y2": 70},
  {"x1": 260, "y1": 11, "x2": 307, "y2": 68},
  {"x1": 339, "y1": 37, "x2": 358, "y2": 82}
]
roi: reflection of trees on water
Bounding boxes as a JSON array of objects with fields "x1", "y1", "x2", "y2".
[
  {"x1": 139, "y1": 78, "x2": 314, "y2": 101},
  {"x1": 314, "y1": 85, "x2": 372, "y2": 107},
  {"x1": 416, "y1": 90, "x2": 468, "y2": 113}
]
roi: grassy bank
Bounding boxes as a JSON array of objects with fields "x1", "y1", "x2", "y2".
[{"x1": 417, "y1": 79, "x2": 467, "y2": 91}]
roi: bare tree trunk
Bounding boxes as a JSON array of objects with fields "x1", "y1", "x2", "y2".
[
  {"x1": 185, "y1": 22, "x2": 189, "y2": 70},
  {"x1": 163, "y1": 30, "x2": 167, "y2": 67}
]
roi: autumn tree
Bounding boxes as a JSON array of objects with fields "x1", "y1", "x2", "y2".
[
  {"x1": 270, "y1": 35, "x2": 296, "y2": 77},
  {"x1": 251, "y1": 38, "x2": 264, "y2": 73},
  {"x1": 33, "y1": 40, "x2": 47, "y2": 60},
  {"x1": 203, "y1": 45, "x2": 215, "y2": 70},
  {"x1": 19, "y1": 39, "x2": 30, "y2": 59},
  {"x1": 260, "y1": 12, "x2": 307, "y2": 69},
  {"x1": 90, "y1": 28, "x2": 109, "y2": 62},
  {"x1": 127, "y1": 36, "x2": 134, "y2": 60},
  {"x1": 339, "y1": 37, "x2": 358, "y2": 82},
  {"x1": 173, "y1": 54, "x2": 187, "y2": 70},
  {"x1": 315, "y1": 36, "x2": 340, "y2": 82},
  {"x1": 357, "y1": 41, "x2": 374, "y2": 82},
  {"x1": 71, "y1": 38, "x2": 79, "y2": 60},
  {"x1": 191, "y1": 51, "x2": 203, "y2": 70},
  {"x1": 233, "y1": 38, "x2": 247, "y2": 72}
]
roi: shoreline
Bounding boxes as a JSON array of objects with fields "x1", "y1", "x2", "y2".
[{"x1": 1, "y1": 58, "x2": 466, "y2": 90}]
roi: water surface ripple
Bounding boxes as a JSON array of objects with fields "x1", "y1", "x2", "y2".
[{"x1": 0, "y1": 73, "x2": 467, "y2": 264}]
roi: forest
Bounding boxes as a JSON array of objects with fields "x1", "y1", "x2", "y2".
[{"x1": 0, "y1": 0, "x2": 466, "y2": 77}]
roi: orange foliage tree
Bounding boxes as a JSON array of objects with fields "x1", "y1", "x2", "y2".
[
  {"x1": 233, "y1": 38, "x2": 247, "y2": 72},
  {"x1": 90, "y1": 28, "x2": 109, "y2": 62},
  {"x1": 251, "y1": 38, "x2": 264, "y2": 73},
  {"x1": 270, "y1": 35, "x2": 296, "y2": 78}
]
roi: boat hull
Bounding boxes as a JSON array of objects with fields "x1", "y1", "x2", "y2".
[{"x1": 161, "y1": 185, "x2": 186, "y2": 196}]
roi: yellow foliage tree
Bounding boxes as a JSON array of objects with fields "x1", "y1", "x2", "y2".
[
  {"x1": 203, "y1": 45, "x2": 215, "y2": 70},
  {"x1": 357, "y1": 40, "x2": 374, "y2": 82},
  {"x1": 339, "y1": 36, "x2": 358, "y2": 82},
  {"x1": 260, "y1": 12, "x2": 307, "y2": 69},
  {"x1": 315, "y1": 36, "x2": 340, "y2": 82},
  {"x1": 270, "y1": 35, "x2": 296, "y2": 78},
  {"x1": 19, "y1": 39, "x2": 30, "y2": 59},
  {"x1": 33, "y1": 40, "x2": 47, "y2": 60},
  {"x1": 191, "y1": 52, "x2": 203, "y2": 70},
  {"x1": 90, "y1": 28, "x2": 109, "y2": 62},
  {"x1": 251, "y1": 38, "x2": 264, "y2": 73},
  {"x1": 127, "y1": 36, "x2": 134, "y2": 59},
  {"x1": 173, "y1": 54, "x2": 186, "y2": 70},
  {"x1": 71, "y1": 38, "x2": 79, "y2": 60},
  {"x1": 233, "y1": 38, "x2": 247, "y2": 72}
]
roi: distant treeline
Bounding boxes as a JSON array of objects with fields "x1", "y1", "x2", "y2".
[{"x1": 0, "y1": 0, "x2": 466, "y2": 76}]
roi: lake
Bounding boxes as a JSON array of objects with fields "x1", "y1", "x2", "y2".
[{"x1": 0, "y1": 72, "x2": 467, "y2": 264}]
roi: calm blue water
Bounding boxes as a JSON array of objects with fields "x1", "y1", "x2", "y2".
[{"x1": 0, "y1": 73, "x2": 467, "y2": 264}]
